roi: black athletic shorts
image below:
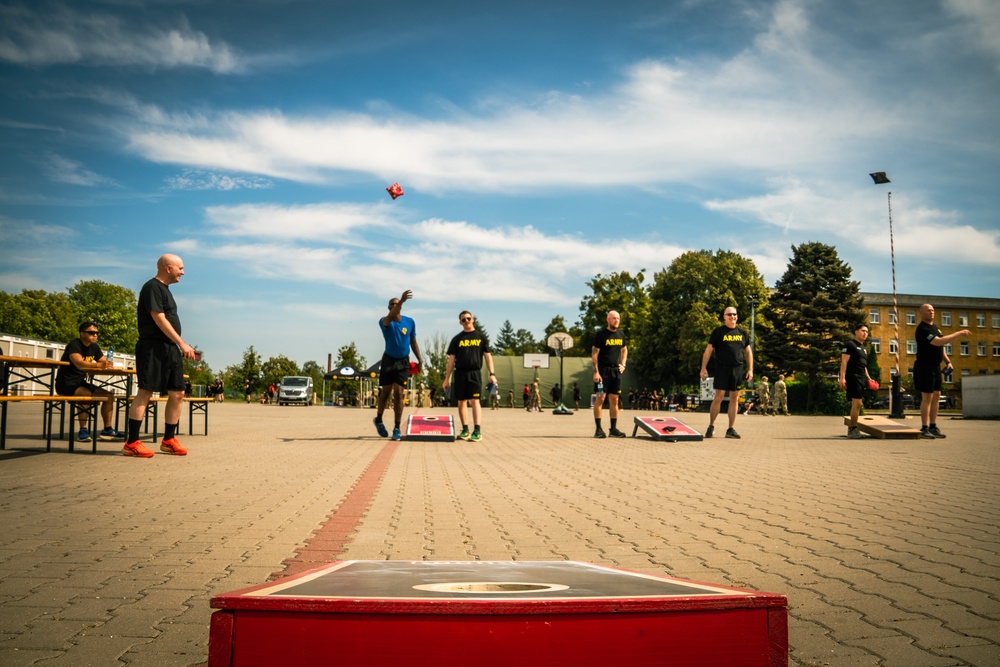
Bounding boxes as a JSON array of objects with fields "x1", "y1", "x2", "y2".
[
  {"x1": 845, "y1": 374, "x2": 866, "y2": 400},
  {"x1": 55, "y1": 379, "x2": 100, "y2": 397},
  {"x1": 713, "y1": 365, "x2": 744, "y2": 392},
  {"x1": 913, "y1": 366, "x2": 942, "y2": 394},
  {"x1": 135, "y1": 339, "x2": 185, "y2": 394},
  {"x1": 453, "y1": 370, "x2": 482, "y2": 401},
  {"x1": 380, "y1": 354, "x2": 410, "y2": 387},
  {"x1": 595, "y1": 366, "x2": 622, "y2": 395}
]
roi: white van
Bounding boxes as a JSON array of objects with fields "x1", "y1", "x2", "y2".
[{"x1": 278, "y1": 376, "x2": 314, "y2": 406}]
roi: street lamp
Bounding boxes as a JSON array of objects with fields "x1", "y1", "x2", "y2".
[
  {"x1": 748, "y1": 295, "x2": 758, "y2": 389},
  {"x1": 870, "y1": 171, "x2": 904, "y2": 419}
]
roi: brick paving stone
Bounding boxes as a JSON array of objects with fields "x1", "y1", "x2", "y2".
[{"x1": 2, "y1": 405, "x2": 998, "y2": 666}]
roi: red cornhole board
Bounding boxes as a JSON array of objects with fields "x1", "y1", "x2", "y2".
[
  {"x1": 208, "y1": 560, "x2": 787, "y2": 667},
  {"x1": 405, "y1": 414, "x2": 455, "y2": 441},
  {"x1": 632, "y1": 415, "x2": 704, "y2": 441}
]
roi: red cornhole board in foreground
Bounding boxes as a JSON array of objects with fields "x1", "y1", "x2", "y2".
[
  {"x1": 405, "y1": 414, "x2": 455, "y2": 441},
  {"x1": 208, "y1": 560, "x2": 787, "y2": 667},
  {"x1": 632, "y1": 415, "x2": 704, "y2": 441}
]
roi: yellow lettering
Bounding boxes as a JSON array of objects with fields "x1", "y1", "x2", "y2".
[
  {"x1": 458, "y1": 339, "x2": 482, "y2": 347},
  {"x1": 722, "y1": 334, "x2": 744, "y2": 342},
  {"x1": 606, "y1": 338, "x2": 623, "y2": 346}
]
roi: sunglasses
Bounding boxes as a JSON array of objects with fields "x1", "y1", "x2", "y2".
[
  {"x1": 725, "y1": 313, "x2": 738, "y2": 317},
  {"x1": 82, "y1": 330, "x2": 99, "y2": 335},
  {"x1": 460, "y1": 317, "x2": 473, "y2": 322}
]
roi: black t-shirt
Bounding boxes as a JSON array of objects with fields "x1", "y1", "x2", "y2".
[
  {"x1": 593, "y1": 328, "x2": 626, "y2": 368},
  {"x1": 708, "y1": 325, "x2": 750, "y2": 367},
  {"x1": 137, "y1": 278, "x2": 180, "y2": 342},
  {"x1": 56, "y1": 338, "x2": 103, "y2": 389},
  {"x1": 915, "y1": 321, "x2": 943, "y2": 368},
  {"x1": 447, "y1": 330, "x2": 490, "y2": 371},
  {"x1": 842, "y1": 339, "x2": 868, "y2": 377}
]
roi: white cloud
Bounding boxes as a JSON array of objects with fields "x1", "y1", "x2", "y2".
[
  {"x1": 944, "y1": 0, "x2": 1000, "y2": 70},
  {"x1": 165, "y1": 169, "x2": 273, "y2": 192},
  {"x1": 44, "y1": 154, "x2": 117, "y2": 187},
  {"x1": 0, "y1": 4, "x2": 244, "y2": 73}
]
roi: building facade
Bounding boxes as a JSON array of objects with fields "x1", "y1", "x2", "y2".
[{"x1": 861, "y1": 293, "x2": 1000, "y2": 383}]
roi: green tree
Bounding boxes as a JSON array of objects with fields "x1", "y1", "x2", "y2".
[
  {"x1": 637, "y1": 251, "x2": 768, "y2": 391},
  {"x1": 577, "y1": 270, "x2": 650, "y2": 357},
  {"x1": 424, "y1": 332, "x2": 450, "y2": 391},
  {"x1": 762, "y1": 242, "x2": 863, "y2": 412},
  {"x1": 494, "y1": 320, "x2": 517, "y2": 355},
  {"x1": 512, "y1": 328, "x2": 541, "y2": 356},
  {"x1": 0, "y1": 289, "x2": 77, "y2": 342},
  {"x1": 301, "y1": 360, "x2": 326, "y2": 390},
  {"x1": 542, "y1": 315, "x2": 586, "y2": 357},
  {"x1": 335, "y1": 343, "x2": 366, "y2": 370},
  {"x1": 184, "y1": 355, "x2": 214, "y2": 390},
  {"x1": 66, "y1": 280, "x2": 138, "y2": 354},
  {"x1": 261, "y1": 355, "x2": 300, "y2": 389},
  {"x1": 232, "y1": 345, "x2": 263, "y2": 395}
]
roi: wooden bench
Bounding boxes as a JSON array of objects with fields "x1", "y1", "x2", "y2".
[
  {"x1": 139, "y1": 397, "x2": 211, "y2": 441},
  {"x1": 0, "y1": 396, "x2": 101, "y2": 453}
]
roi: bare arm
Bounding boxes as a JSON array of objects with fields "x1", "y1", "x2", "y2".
[
  {"x1": 442, "y1": 354, "x2": 455, "y2": 390},
  {"x1": 68, "y1": 352, "x2": 109, "y2": 372},
  {"x1": 151, "y1": 311, "x2": 196, "y2": 359},
  {"x1": 699, "y1": 344, "x2": 714, "y2": 380}
]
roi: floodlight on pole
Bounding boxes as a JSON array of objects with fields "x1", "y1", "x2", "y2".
[{"x1": 871, "y1": 172, "x2": 903, "y2": 419}]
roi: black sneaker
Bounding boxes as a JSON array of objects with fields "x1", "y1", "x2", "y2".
[
  {"x1": 594, "y1": 427, "x2": 607, "y2": 438},
  {"x1": 705, "y1": 425, "x2": 714, "y2": 438},
  {"x1": 847, "y1": 427, "x2": 864, "y2": 439},
  {"x1": 920, "y1": 428, "x2": 936, "y2": 439},
  {"x1": 725, "y1": 428, "x2": 741, "y2": 439},
  {"x1": 608, "y1": 428, "x2": 627, "y2": 438},
  {"x1": 929, "y1": 426, "x2": 946, "y2": 439}
]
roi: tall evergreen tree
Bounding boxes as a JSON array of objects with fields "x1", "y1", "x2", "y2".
[
  {"x1": 762, "y1": 242, "x2": 863, "y2": 411},
  {"x1": 494, "y1": 320, "x2": 517, "y2": 355}
]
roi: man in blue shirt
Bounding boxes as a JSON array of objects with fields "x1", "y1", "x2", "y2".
[{"x1": 373, "y1": 290, "x2": 424, "y2": 440}]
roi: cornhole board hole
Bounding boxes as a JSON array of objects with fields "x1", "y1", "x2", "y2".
[
  {"x1": 208, "y1": 560, "x2": 788, "y2": 667},
  {"x1": 632, "y1": 415, "x2": 704, "y2": 441},
  {"x1": 845, "y1": 415, "x2": 921, "y2": 439},
  {"x1": 405, "y1": 414, "x2": 455, "y2": 441}
]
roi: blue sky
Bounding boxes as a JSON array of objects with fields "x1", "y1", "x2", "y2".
[{"x1": 1, "y1": 0, "x2": 998, "y2": 372}]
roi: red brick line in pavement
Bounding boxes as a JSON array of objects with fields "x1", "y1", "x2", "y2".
[{"x1": 271, "y1": 439, "x2": 400, "y2": 580}]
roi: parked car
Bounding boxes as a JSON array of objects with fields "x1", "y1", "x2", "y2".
[{"x1": 277, "y1": 376, "x2": 314, "y2": 406}]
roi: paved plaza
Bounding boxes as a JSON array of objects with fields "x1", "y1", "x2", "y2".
[{"x1": 1, "y1": 402, "x2": 998, "y2": 666}]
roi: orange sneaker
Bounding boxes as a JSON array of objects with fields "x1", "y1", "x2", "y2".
[
  {"x1": 122, "y1": 440, "x2": 155, "y2": 458},
  {"x1": 160, "y1": 437, "x2": 188, "y2": 456}
]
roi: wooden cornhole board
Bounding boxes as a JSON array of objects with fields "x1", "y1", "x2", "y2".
[
  {"x1": 208, "y1": 560, "x2": 788, "y2": 667},
  {"x1": 405, "y1": 414, "x2": 455, "y2": 441},
  {"x1": 846, "y1": 415, "x2": 921, "y2": 439},
  {"x1": 632, "y1": 415, "x2": 704, "y2": 441}
]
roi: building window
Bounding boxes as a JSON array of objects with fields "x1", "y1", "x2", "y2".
[
  {"x1": 942, "y1": 312, "x2": 952, "y2": 326},
  {"x1": 869, "y1": 309, "x2": 880, "y2": 324},
  {"x1": 906, "y1": 339, "x2": 917, "y2": 354},
  {"x1": 959, "y1": 313, "x2": 969, "y2": 327},
  {"x1": 944, "y1": 343, "x2": 953, "y2": 356},
  {"x1": 993, "y1": 342, "x2": 1000, "y2": 356},
  {"x1": 889, "y1": 339, "x2": 898, "y2": 355},
  {"x1": 977, "y1": 313, "x2": 986, "y2": 328},
  {"x1": 978, "y1": 342, "x2": 987, "y2": 356},
  {"x1": 45, "y1": 349, "x2": 54, "y2": 359},
  {"x1": 906, "y1": 310, "x2": 916, "y2": 325},
  {"x1": 888, "y1": 311, "x2": 898, "y2": 325},
  {"x1": 992, "y1": 314, "x2": 999, "y2": 328},
  {"x1": 871, "y1": 338, "x2": 881, "y2": 353},
  {"x1": 960, "y1": 341, "x2": 970, "y2": 356},
  {"x1": 961, "y1": 368, "x2": 971, "y2": 376}
]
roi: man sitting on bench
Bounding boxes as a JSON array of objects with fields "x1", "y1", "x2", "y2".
[{"x1": 56, "y1": 322, "x2": 125, "y2": 441}]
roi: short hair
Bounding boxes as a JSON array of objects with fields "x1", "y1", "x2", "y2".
[
  {"x1": 459, "y1": 310, "x2": 473, "y2": 320},
  {"x1": 853, "y1": 322, "x2": 869, "y2": 333},
  {"x1": 78, "y1": 321, "x2": 98, "y2": 332}
]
